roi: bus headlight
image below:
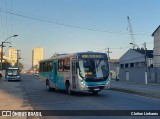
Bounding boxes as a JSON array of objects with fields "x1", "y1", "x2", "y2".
[
  {"x1": 81, "y1": 82, "x2": 85, "y2": 85},
  {"x1": 80, "y1": 81, "x2": 86, "y2": 86}
]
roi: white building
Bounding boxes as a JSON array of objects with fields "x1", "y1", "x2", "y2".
[
  {"x1": 152, "y1": 25, "x2": 160, "y2": 67},
  {"x1": 119, "y1": 49, "x2": 153, "y2": 83},
  {"x1": 32, "y1": 47, "x2": 44, "y2": 67},
  {"x1": 9, "y1": 47, "x2": 17, "y2": 66},
  {"x1": 0, "y1": 48, "x2": 7, "y2": 62}
]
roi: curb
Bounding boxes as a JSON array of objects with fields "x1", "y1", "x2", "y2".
[{"x1": 110, "y1": 87, "x2": 160, "y2": 99}]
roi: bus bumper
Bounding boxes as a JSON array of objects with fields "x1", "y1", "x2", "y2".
[
  {"x1": 79, "y1": 80, "x2": 110, "y2": 92},
  {"x1": 6, "y1": 76, "x2": 21, "y2": 81}
]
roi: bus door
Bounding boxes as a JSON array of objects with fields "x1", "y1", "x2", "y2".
[
  {"x1": 53, "y1": 63, "x2": 58, "y2": 88},
  {"x1": 71, "y1": 60, "x2": 77, "y2": 90}
]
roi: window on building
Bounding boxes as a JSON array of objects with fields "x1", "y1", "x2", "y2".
[
  {"x1": 125, "y1": 63, "x2": 129, "y2": 68},
  {"x1": 141, "y1": 62, "x2": 146, "y2": 67},
  {"x1": 120, "y1": 64, "x2": 124, "y2": 68},
  {"x1": 135, "y1": 62, "x2": 140, "y2": 67},
  {"x1": 130, "y1": 63, "x2": 134, "y2": 67}
]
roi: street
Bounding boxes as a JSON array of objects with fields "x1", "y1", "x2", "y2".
[{"x1": 0, "y1": 74, "x2": 160, "y2": 119}]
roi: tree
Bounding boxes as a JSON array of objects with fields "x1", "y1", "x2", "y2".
[
  {"x1": 14, "y1": 62, "x2": 24, "y2": 70},
  {"x1": 2, "y1": 61, "x2": 11, "y2": 70}
]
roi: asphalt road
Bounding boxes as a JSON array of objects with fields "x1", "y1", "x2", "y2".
[{"x1": 1, "y1": 74, "x2": 160, "y2": 119}]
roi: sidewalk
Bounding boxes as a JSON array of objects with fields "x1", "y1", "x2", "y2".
[
  {"x1": 110, "y1": 80, "x2": 160, "y2": 99},
  {"x1": 0, "y1": 78, "x2": 34, "y2": 119}
]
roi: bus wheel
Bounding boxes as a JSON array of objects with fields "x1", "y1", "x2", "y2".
[
  {"x1": 92, "y1": 91, "x2": 99, "y2": 95},
  {"x1": 46, "y1": 80, "x2": 52, "y2": 91},
  {"x1": 66, "y1": 83, "x2": 73, "y2": 95}
]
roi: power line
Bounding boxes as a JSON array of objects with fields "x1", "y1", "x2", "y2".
[
  {"x1": 4, "y1": 0, "x2": 9, "y2": 36},
  {"x1": 10, "y1": 0, "x2": 13, "y2": 34},
  {"x1": 98, "y1": 47, "x2": 130, "y2": 52},
  {"x1": 0, "y1": 8, "x2": 151, "y2": 36},
  {"x1": 0, "y1": 8, "x2": 5, "y2": 38}
]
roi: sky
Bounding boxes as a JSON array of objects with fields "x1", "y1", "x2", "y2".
[{"x1": 0, "y1": 0, "x2": 159, "y2": 70}]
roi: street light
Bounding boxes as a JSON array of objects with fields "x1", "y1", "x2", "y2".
[
  {"x1": 3, "y1": 35, "x2": 18, "y2": 43},
  {"x1": 0, "y1": 35, "x2": 18, "y2": 71}
]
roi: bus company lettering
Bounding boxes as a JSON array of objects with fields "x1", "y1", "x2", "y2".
[
  {"x1": 143, "y1": 112, "x2": 158, "y2": 116},
  {"x1": 27, "y1": 112, "x2": 42, "y2": 116},
  {"x1": 131, "y1": 112, "x2": 143, "y2": 116},
  {"x1": 131, "y1": 112, "x2": 158, "y2": 116}
]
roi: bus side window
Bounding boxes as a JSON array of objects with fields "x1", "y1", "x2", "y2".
[
  {"x1": 53, "y1": 63, "x2": 57, "y2": 75},
  {"x1": 58, "y1": 59, "x2": 70, "y2": 72},
  {"x1": 48, "y1": 61, "x2": 53, "y2": 72},
  {"x1": 64, "y1": 58, "x2": 70, "y2": 72},
  {"x1": 58, "y1": 59, "x2": 63, "y2": 72}
]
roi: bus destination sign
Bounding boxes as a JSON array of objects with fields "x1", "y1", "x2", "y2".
[{"x1": 78, "y1": 54, "x2": 106, "y2": 59}]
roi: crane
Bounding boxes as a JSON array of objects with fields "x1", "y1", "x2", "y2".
[{"x1": 127, "y1": 16, "x2": 136, "y2": 49}]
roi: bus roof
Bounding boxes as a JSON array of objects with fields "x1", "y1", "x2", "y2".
[{"x1": 39, "y1": 52, "x2": 108, "y2": 63}]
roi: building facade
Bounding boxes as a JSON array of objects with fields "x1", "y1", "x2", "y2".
[
  {"x1": 0, "y1": 48, "x2": 7, "y2": 63},
  {"x1": 119, "y1": 49, "x2": 153, "y2": 83},
  {"x1": 9, "y1": 47, "x2": 17, "y2": 66},
  {"x1": 32, "y1": 47, "x2": 44, "y2": 67},
  {"x1": 151, "y1": 25, "x2": 160, "y2": 83},
  {"x1": 152, "y1": 25, "x2": 160, "y2": 67}
]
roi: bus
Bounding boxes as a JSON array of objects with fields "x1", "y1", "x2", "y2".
[
  {"x1": 39, "y1": 52, "x2": 110, "y2": 95},
  {"x1": 5, "y1": 67, "x2": 21, "y2": 81}
]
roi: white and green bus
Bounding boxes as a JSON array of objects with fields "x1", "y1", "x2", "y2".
[
  {"x1": 5, "y1": 67, "x2": 21, "y2": 81},
  {"x1": 39, "y1": 52, "x2": 110, "y2": 95}
]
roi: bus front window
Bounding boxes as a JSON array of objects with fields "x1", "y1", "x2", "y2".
[
  {"x1": 79, "y1": 59, "x2": 96, "y2": 78},
  {"x1": 7, "y1": 70, "x2": 19, "y2": 76},
  {"x1": 79, "y1": 59, "x2": 109, "y2": 80},
  {"x1": 95, "y1": 60, "x2": 108, "y2": 78}
]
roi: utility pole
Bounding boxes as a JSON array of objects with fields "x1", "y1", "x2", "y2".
[
  {"x1": 106, "y1": 47, "x2": 112, "y2": 60},
  {"x1": 144, "y1": 42, "x2": 147, "y2": 84},
  {"x1": 17, "y1": 49, "x2": 21, "y2": 67},
  {"x1": 0, "y1": 42, "x2": 4, "y2": 71}
]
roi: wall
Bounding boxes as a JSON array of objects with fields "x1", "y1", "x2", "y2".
[
  {"x1": 149, "y1": 68, "x2": 160, "y2": 83},
  {"x1": 109, "y1": 62, "x2": 119, "y2": 80},
  {"x1": 153, "y1": 27, "x2": 160, "y2": 67},
  {"x1": 119, "y1": 67, "x2": 146, "y2": 83}
]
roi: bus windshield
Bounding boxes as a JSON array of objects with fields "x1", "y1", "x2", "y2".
[
  {"x1": 7, "y1": 69, "x2": 19, "y2": 76},
  {"x1": 79, "y1": 59, "x2": 109, "y2": 80}
]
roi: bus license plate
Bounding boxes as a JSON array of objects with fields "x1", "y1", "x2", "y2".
[{"x1": 94, "y1": 88, "x2": 100, "y2": 91}]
